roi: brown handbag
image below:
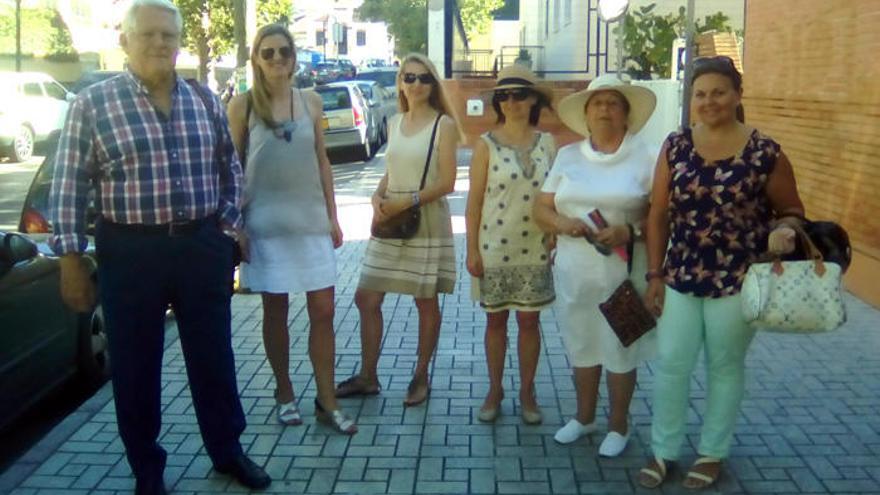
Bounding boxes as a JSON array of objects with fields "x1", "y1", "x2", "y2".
[
  {"x1": 371, "y1": 115, "x2": 441, "y2": 239},
  {"x1": 598, "y1": 236, "x2": 656, "y2": 347}
]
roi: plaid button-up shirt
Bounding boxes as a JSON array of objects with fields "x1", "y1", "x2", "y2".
[{"x1": 50, "y1": 71, "x2": 243, "y2": 255}]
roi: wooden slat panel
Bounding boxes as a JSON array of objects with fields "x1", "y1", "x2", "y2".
[{"x1": 744, "y1": 0, "x2": 880, "y2": 306}]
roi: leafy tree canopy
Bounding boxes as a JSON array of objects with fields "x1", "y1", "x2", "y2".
[
  {"x1": 0, "y1": 5, "x2": 78, "y2": 61},
  {"x1": 618, "y1": 3, "x2": 733, "y2": 79}
]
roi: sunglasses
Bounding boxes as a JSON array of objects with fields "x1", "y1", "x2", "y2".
[
  {"x1": 493, "y1": 88, "x2": 532, "y2": 102},
  {"x1": 260, "y1": 46, "x2": 293, "y2": 61},
  {"x1": 402, "y1": 72, "x2": 435, "y2": 85},
  {"x1": 272, "y1": 121, "x2": 297, "y2": 142}
]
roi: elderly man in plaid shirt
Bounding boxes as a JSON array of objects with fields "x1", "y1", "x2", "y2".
[{"x1": 49, "y1": 1, "x2": 270, "y2": 493}]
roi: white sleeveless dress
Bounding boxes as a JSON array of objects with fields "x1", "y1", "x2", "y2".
[{"x1": 240, "y1": 89, "x2": 336, "y2": 293}]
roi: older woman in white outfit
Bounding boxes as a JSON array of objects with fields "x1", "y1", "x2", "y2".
[{"x1": 534, "y1": 74, "x2": 657, "y2": 456}]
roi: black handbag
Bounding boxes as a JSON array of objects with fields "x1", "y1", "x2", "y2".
[{"x1": 371, "y1": 115, "x2": 441, "y2": 239}]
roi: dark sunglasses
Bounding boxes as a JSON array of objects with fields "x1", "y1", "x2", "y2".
[
  {"x1": 260, "y1": 46, "x2": 293, "y2": 61},
  {"x1": 272, "y1": 121, "x2": 296, "y2": 142},
  {"x1": 402, "y1": 72, "x2": 435, "y2": 85},
  {"x1": 493, "y1": 88, "x2": 532, "y2": 102}
]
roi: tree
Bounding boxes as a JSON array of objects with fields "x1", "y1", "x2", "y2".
[
  {"x1": 357, "y1": 0, "x2": 505, "y2": 57},
  {"x1": 177, "y1": 0, "x2": 234, "y2": 83},
  {"x1": 357, "y1": 0, "x2": 427, "y2": 56},
  {"x1": 0, "y1": 5, "x2": 78, "y2": 61},
  {"x1": 257, "y1": 0, "x2": 292, "y2": 26},
  {"x1": 458, "y1": 0, "x2": 504, "y2": 40},
  {"x1": 617, "y1": 3, "x2": 733, "y2": 79}
]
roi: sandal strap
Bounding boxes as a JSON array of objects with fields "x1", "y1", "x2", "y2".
[
  {"x1": 685, "y1": 471, "x2": 716, "y2": 484},
  {"x1": 331, "y1": 410, "x2": 356, "y2": 432},
  {"x1": 693, "y1": 456, "x2": 721, "y2": 466}
]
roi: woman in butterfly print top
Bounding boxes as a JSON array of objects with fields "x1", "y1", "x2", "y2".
[{"x1": 637, "y1": 58, "x2": 805, "y2": 490}]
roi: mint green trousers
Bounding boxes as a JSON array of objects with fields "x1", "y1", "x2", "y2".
[{"x1": 650, "y1": 286, "x2": 756, "y2": 460}]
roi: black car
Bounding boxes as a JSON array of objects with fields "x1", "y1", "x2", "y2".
[
  {"x1": 0, "y1": 230, "x2": 108, "y2": 432},
  {"x1": 19, "y1": 146, "x2": 98, "y2": 236},
  {"x1": 68, "y1": 70, "x2": 124, "y2": 94}
]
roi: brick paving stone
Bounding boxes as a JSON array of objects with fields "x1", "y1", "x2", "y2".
[{"x1": 3, "y1": 151, "x2": 880, "y2": 495}]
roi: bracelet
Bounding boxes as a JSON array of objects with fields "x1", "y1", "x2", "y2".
[
  {"x1": 644, "y1": 269, "x2": 663, "y2": 283},
  {"x1": 412, "y1": 191, "x2": 421, "y2": 207}
]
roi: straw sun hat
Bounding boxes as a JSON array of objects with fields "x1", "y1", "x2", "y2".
[
  {"x1": 557, "y1": 74, "x2": 657, "y2": 137},
  {"x1": 487, "y1": 64, "x2": 554, "y2": 101}
]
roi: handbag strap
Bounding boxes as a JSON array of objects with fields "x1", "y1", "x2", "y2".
[
  {"x1": 770, "y1": 222, "x2": 827, "y2": 276},
  {"x1": 417, "y1": 115, "x2": 443, "y2": 191}
]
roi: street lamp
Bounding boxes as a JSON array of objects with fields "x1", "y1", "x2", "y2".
[{"x1": 597, "y1": 0, "x2": 629, "y2": 80}]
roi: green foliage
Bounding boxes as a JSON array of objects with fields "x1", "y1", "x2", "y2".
[
  {"x1": 458, "y1": 0, "x2": 505, "y2": 39},
  {"x1": 0, "y1": 5, "x2": 78, "y2": 61},
  {"x1": 357, "y1": 0, "x2": 427, "y2": 56},
  {"x1": 176, "y1": 0, "x2": 235, "y2": 63},
  {"x1": 617, "y1": 3, "x2": 732, "y2": 79},
  {"x1": 257, "y1": 0, "x2": 293, "y2": 26},
  {"x1": 357, "y1": 0, "x2": 505, "y2": 57}
]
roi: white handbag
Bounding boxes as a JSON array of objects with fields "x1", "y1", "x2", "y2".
[{"x1": 741, "y1": 225, "x2": 846, "y2": 333}]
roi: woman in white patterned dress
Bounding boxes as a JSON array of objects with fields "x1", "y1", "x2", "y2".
[
  {"x1": 466, "y1": 65, "x2": 556, "y2": 424},
  {"x1": 335, "y1": 53, "x2": 461, "y2": 407}
]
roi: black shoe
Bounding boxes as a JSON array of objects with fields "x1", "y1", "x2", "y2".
[
  {"x1": 214, "y1": 454, "x2": 271, "y2": 490},
  {"x1": 135, "y1": 477, "x2": 167, "y2": 495}
]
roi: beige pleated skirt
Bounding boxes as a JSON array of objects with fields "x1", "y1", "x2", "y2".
[{"x1": 358, "y1": 197, "x2": 456, "y2": 298}]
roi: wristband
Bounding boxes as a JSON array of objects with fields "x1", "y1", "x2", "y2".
[{"x1": 644, "y1": 269, "x2": 663, "y2": 283}]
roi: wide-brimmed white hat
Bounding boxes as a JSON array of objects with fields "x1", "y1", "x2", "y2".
[
  {"x1": 487, "y1": 64, "x2": 554, "y2": 101},
  {"x1": 557, "y1": 74, "x2": 656, "y2": 137}
]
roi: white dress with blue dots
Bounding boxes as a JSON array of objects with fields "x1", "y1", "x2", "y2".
[{"x1": 472, "y1": 131, "x2": 556, "y2": 312}]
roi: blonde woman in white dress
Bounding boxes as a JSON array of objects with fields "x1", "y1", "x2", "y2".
[{"x1": 335, "y1": 53, "x2": 461, "y2": 407}]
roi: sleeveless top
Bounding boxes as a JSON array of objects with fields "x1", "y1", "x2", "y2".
[
  {"x1": 664, "y1": 128, "x2": 781, "y2": 298},
  {"x1": 384, "y1": 113, "x2": 449, "y2": 198},
  {"x1": 242, "y1": 89, "x2": 330, "y2": 238}
]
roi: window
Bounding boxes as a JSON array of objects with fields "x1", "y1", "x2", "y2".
[
  {"x1": 315, "y1": 87, "x2": 351, "y2": 110},
  {"x1": 23, "y1": 82, "x2": 43, "y2": 97},
  {"x1": 564, "y1": 0, "x2": 572, "y2": 25},
  {"x1": 316, "y1": 30, "x2": 325, "y2": 46},
  {"x1": 357, "y1": 30, "x2": 366, "y2": 46},
  {"x1": 44, "y1": 81, "x2": 68, "y2": 100},
  {"x1": 544, "y1": 0, "x2": 549, "y2": 39}
]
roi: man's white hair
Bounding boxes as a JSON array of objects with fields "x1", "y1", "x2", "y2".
[{"x1": 121, "y1": 0, "x2": 183, "y2": 34}]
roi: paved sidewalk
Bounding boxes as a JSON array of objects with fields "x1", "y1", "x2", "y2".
[{"x1": 2, "y1": 150, "x2": 880, "y2": 494}]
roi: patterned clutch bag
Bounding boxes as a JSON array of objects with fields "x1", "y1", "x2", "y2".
[{"x1": 599, "y1": 279, "x2": 656, "y2": 347}]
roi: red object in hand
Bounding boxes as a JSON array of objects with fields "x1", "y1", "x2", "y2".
[{"x1": 587, "y1": 209, "x2": 629, "y2": 263}]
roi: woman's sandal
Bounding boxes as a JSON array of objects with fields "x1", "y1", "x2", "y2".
[
  {"x1": 314, "y1": 399, "x2": 358, "y2": 435},
  {"x1": 335, "y1": 375, "x2": 381, "y2": 398},
  {"x1": 683, "y1": 457, "x2": 722, "y2": 490},
  {"x1": 274, "y1": 389, "x2": 303, "y2": 426},
  {"x1": 403, "y1": 375, "x2": 431, "y2": 407},
  {"x1": 638, "y1": 457, "x2": 672, "y2": 489}
]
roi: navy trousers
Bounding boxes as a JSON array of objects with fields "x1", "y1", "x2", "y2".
[{"x1": 95, "y1": 218, "x2": 245, "y2": 483}]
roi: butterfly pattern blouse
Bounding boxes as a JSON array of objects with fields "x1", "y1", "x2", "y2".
[{"x1": 664, "y1": 128, "x2": 781, "y2": 298}]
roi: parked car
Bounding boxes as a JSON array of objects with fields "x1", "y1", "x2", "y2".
[
  {"x1": 350, "y1": 80, "x2": 396, "y2": 147},
  {"x1": 294, "y1": 61, "x2": 315, "y2": 88},
  {"x1": 68, "y1": 70, "x2": 124, "y2": 94},
  {"x1": 355, "y1": 67, "x2": 399, "y2": 100},
  {"x1": 0, "y1": 71, "x2": 74, "y2": 162},
  {"x1": 0, "y1": 230, "x2": 108, "y2": 432},
  {"x1": 315, "y1": 82, "x2": 378, "y2": 161},
  {"x1": 362, "y1": 58, "x2": 388, "y2": 69},
  {"x1": 335, "y1": 58, "x2": 357, "y2": 79},
  {"x1": 19, "y1": 145, "x2": 99, "y2": 236},
  {"x1": 315, "y1": 62, "x2": 342, "y2": 85}
]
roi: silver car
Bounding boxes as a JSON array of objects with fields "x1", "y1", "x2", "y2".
[
  {"x1": 0, "y1": 72, "x2": 74, "y2": 162},
  {"x1": 315, "y1": 83, "x2": 379, "y2": 162},
  {"x1": 351, "y1": 80, "x2": 397, "y2": 147}
]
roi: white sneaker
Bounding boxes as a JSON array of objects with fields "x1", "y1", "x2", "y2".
[
  {"x1": 554, "y1": 419, "x2": 598, "y2": 444},
  {"x1": 598, "y1": 430, "x2": 630, "y2": 457}
]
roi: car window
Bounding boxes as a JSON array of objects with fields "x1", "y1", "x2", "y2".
[
  {"x1": 23, "y1": 82, "x2": 44, "y2": 97},
  {"x1": 355, "y1": 71, "x2": 397, "y2": 88},
  {"x1": 316, "y1": 87, "x2": 352, "y2": 110},
  {"x1": 357, "y1": 84, "x2": 373, "y2": 100},
  {"x1": 44, "y1": 81, "x2": 68, "y2": 100}
]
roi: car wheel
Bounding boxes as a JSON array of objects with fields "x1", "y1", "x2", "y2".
[
  {"x1": 359, "y1": 138, "x2": 372, "y2": 162},
  {"x1": 12, "y1": 125, "x2": 34, "y2": 162},
  {"x1": 77, "y1": 305, "x2": 110, "y2": 385}
]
